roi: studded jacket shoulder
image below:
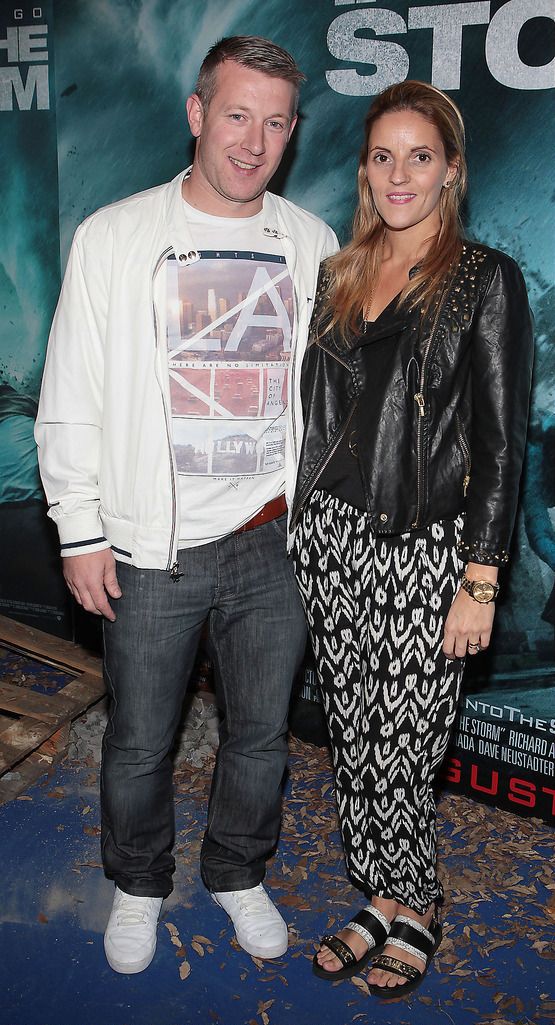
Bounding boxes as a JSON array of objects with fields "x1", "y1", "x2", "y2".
[{"x1": 291, "y1": 242, "x2": 534, "y2": 566}]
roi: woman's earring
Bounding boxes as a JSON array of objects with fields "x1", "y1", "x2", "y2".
[{"x1": 443, "y1": 180, "x2": 451, "y2": 189}]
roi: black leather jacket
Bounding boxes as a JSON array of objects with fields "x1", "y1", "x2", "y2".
[{"x1": 291, "y1": 243, "x2": 534, "y2": 566}]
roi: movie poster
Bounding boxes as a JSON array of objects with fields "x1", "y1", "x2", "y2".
[
  {"x1": 0, "y1": 0, "x2": 553, "y2": 815},
  {"x1": 0, "y1": 0, "x2": 70, "y2": 635}
]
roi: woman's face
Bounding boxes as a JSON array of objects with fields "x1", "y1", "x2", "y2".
[{"x1": 365, "y1": 109, "x2": 457, "y2": 238}]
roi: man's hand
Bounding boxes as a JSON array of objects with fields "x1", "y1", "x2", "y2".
[{"x1": 62, "y1": 549, "x2": 122, "y2": 621}]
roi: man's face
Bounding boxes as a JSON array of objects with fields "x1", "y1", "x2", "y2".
[{"x1": 184, "y1": 60, "x2": 297, "y2": 217}]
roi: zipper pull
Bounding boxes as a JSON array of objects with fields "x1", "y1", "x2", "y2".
[
  {"x1": 414, "y1": 392, "x2": 425, "y2": 417},
  {"x1": 169, "y1": 562, "x2": 183, "y2": 581},
  {"x1": 463, "y1": 474, "x2": 470, "y2": 496}
]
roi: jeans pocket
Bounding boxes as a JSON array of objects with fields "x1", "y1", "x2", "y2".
[{"x1": 269, "y1": 512, "x2": 288, "y2": 541}]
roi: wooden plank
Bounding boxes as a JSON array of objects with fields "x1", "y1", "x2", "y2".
[
  {"x1": 0, "y1": 679, "x2": 82, "y2": 723},
  {"x1": 0, "y1": 724, "x2": 71, "y2": 806},
  {"x1": 0, "y1": 614, "x2": 102, "y2": 677},
  {"x1": 0, "y1": 717, "x2": 57, "y2": 772},
  {"x1": 0, "y1": 615, "x2": 106, "y2": 788},
  {"x1": 59, "y1": 673, "x2": 106, "y2": 707},
  {"x1": 0, "y1": 675, "x2": 106, "y2": 774},
  {"x1": 0, "y1": 712, "x2": 17, "y2": 737}
]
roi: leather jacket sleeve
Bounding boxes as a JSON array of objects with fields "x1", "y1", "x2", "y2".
[{"x1": 458, "y1": 254, "x2": 534, "y2": 565}]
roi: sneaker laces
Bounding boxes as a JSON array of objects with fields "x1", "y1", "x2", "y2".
[
  {"x1": 115, "y1": 896, "x2": 152, "y2": 927},
  {"x1": 233, "y1": 886, "x2": 270, "y2": 918}
]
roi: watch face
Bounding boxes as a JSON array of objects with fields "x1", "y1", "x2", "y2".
[{"x1": 473, "y1": 581, "x2": 495, "y2": 602}]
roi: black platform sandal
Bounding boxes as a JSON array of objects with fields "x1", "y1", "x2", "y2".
[
  {"x1": 367, "y1": 911, "x2": 442, "y2": 999},
  {"x1": 312, "y1": 905, "x2": 391, "y2": 981}
]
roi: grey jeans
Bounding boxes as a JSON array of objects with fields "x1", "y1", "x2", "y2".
[{"x1": 100, "y1": 514, "x2": 306, "y2": 897}]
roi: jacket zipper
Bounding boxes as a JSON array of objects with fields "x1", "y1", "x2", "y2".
[
  {"x1": 292, "y1": 341, "x2": 357, "y2": 528},
  {"x1": 268, "y1": 226, "x2": 301, "y2": 471},
  {"x1": 412, "y1": 292, "x2": 447, "y2": 528},
  {"x1": 455, "y1": 411, "x2": 471, "y2": 496},
  {"x1": 151, "y1": 247, "x2": 179, "y2": 572},
  {"x1": 291, "y1": 399, "x2": 357, "y2": 530},
  {"x1": 290, "y1": 284, "x2": 301, "y2": 469},
  {"x1": 317, "y1": 339, "x2": 352, "y2": 370}
]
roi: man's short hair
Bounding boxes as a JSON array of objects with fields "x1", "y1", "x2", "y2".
[{"x1": 195, "y1": 36, "x2": 305, "y2": 114}]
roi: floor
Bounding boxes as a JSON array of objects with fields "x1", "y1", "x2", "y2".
[{"x1": 0, "y1": 653, "x2": 554, "y2": 1025}]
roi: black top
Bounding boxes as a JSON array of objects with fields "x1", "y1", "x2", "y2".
[{"x1": 318, "y1": 296, "x2": 406, "y2": 512}]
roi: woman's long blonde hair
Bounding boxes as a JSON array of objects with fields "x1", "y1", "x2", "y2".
[{"x1": 319, "y1": 81, "x2": 467, "y2": 344}]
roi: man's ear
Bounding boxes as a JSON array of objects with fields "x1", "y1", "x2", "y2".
[
  {"x1": 186, "y1": 94, "x2": 204, "y2": 138},
  {"x1": 287, "y1": 114, "x2": 298, "y2": 143}
]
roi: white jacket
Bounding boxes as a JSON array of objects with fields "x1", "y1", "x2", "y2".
[{"x1": 35, "y1": 169, "x2": 338, "y2": 569}]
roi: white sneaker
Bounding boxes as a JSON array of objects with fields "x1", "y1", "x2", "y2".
[
  {"x1": 104, "y1": 887, "x2": 163, "y2": 974},
  {"x1": 212, "y1": 884, "x2": 288, "y2": 959}
]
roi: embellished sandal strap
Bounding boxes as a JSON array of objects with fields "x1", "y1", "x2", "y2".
[
  {"x1": 345, "y1": 905, "x2": 390, "y2": 951},
  {"x1": 319, "y1": 933, "x2": 357, "y2": 968},
  {"x1": 386, "y1": 916, "x2": 436, "y2": 965},
  {"x1": 372, "y1": 953, "x2": 421, "y2": 983},
  {"x1": 395, "y1": 914, "x2": 435, "y2": 945}
]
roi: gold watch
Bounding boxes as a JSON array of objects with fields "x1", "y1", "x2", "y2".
[{"x1": 460, "y1": 574, "x2": 499, "y2": 604}]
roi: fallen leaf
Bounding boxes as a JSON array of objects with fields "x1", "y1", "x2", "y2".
[
  {"x1": 179, "y1": 960, "x2": 191, "y2": 980},
  {"x1": 257, "y1": 1001, "x2": 274, "y2": 1013},
  {"x1": 351, "y1": 977, "x2": 369, "y2": 996}
]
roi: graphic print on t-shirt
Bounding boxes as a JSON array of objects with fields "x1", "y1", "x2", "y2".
[{"x1": 167, "y1": 250, "x2": 293, "y2": 477}]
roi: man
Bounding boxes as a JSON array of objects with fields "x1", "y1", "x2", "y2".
[{"x1": 35, "y1": 36, "x2": 337, "y2": 974}]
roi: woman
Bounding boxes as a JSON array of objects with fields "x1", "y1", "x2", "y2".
[{"x1": 291, "y1": 81, "x2": 533, "y2": 997}]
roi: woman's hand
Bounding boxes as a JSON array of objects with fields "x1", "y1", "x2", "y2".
[
  {"x1": 442, "y1": 588, "x2": 495, "y2": 659},
  {"x1": 442, "y1": 562, "x2": 498, "y2": 659}
]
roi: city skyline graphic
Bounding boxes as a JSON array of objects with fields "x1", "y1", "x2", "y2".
[{"x1": 166, "y1": 252, "x2": 293, "y2": 477}]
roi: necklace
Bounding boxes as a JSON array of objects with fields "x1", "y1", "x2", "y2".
[
  {"x1": 362, "y1": 293, "x2": 374, "y2": 330},
  {"x1": 362, "y1": 231, "x2": 386, "y2": 326},
  {"x1": 363, "y1": 258, "x2": 422, "y2": 328}
]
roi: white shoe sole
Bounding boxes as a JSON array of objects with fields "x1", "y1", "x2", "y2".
[
  {"x1": 237, "y1": 937, "x2": 288, "y2": 959},
  {"x1": 104, "y1": 940, "x2": 157, "y2": 974}
]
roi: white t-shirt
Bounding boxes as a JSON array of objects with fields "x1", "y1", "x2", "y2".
[{"x1": 163, "y1": 202, "x2": 294, "y2": 546}]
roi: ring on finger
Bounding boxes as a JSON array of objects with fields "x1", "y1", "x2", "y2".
[{"x1": 468, "y1": 642, "x2": 481, "y2": 651}]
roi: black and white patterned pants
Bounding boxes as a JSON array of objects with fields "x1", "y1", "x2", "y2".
[{"x1": 293, "y1": 490, "x2": 465, "y2": 914}]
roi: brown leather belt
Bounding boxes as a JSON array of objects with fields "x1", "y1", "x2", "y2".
[{"x1": 234, "y1": 494, "x2": 287, "y2": 534}]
